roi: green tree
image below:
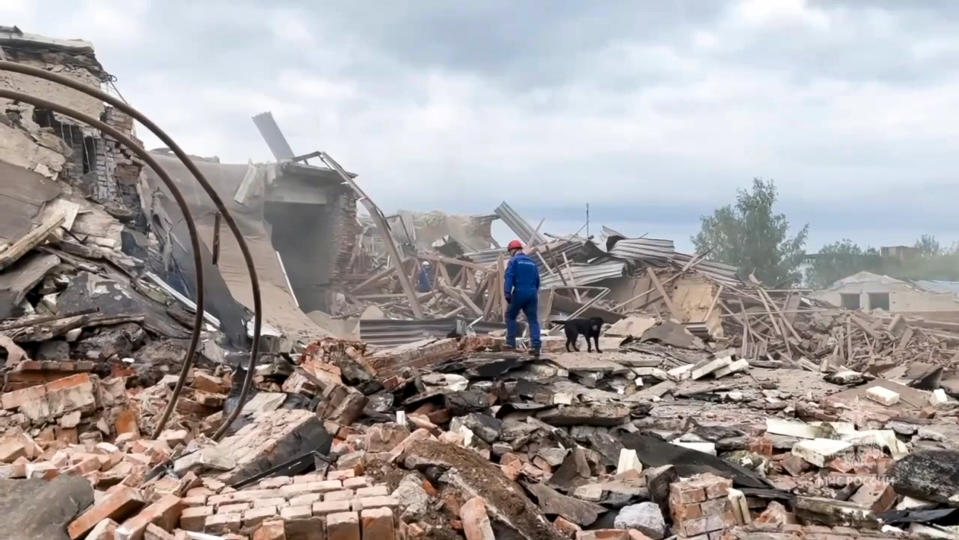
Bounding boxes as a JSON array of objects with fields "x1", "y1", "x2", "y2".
[
  {"x1": 692, "y1": 178, "x2": 808, "y2": 286},
  {"x1": 805, "y1": 240, "x2": 881, "y2": 288},
  {"x1": 914, "y1": 234, "x2": 942, "y2": 256}
]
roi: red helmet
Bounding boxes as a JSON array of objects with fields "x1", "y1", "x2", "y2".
[{"x1": 507, "y1": 240, "x2": 523, "y2": 251}]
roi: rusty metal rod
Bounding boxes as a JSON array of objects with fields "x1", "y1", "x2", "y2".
[
  {"x1": 0, "y1": 88, "x2": 207, "y2": 438},
  {"x1": 0, "y1": 61, "x2": 262, "y2": 441},
  {"x1": 212, "y1": 212, "x2": 221, "y2": 266}
]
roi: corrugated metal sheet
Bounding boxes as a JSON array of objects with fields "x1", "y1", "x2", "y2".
[
  {"x1": 360, "y1": 317, "x2": 506, "y2": 347},
  {"x1": 913, "y1": 280, "x2": 959, "y2": 299},
  {"x1": 540, "y1": 260, "x2": 626, "y2": 289},
  {"x1": 671, "y1": 252, "x2": 742, "y2": 285},
  {"x1": 608, "y1": 237, "x2": 676, "y2": 263},
  {"x1": 495, "y1": 201, "x2": 546, "y2": 245}
]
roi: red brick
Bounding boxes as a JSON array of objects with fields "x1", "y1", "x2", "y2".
[
  {"x1": 68, "y1": 486, "x2": 145, "y2": 540},
  {"x1": 143, "y1": 523, "x2": 176, "y2": 540},
  {"x1": 86, "y1": 518, "x2": 119, "y2": 540},
  {"x1": 182, "y1": 495, "x2": 207, "y2": 507},
  {"x1": 292, "y1": 472, "x2": 327, "y2": 484},
  {"x1": 279, "y1": 480, "x2": 342, "y2": 497},
  {"x1": 361, "y1": 506, "x2": 395, "y2": 540},
  {"x1": 253, "y1": 497, "x2": 287, "y2": 508},
  {"x1": 243, "y1": 506, "x2": 279, "y2": 529},
  {"x1": 314, "y1": 500, "x2": 352, "y2": 516},
  {"x1": 219, "y1": 502, "x2": 251, "y2": 514},
  {"x1": 204, "y1": 513, "x2": 241, "y2": 535},
  {"x1": 554, "y1": 516, "x2": 581, "y2": 539},
  {"x1": 328, "y1": 469, "x2": 356, "y2": 481},
  {"x1": 280, "y1": 506, "x2": 313, "y2": 520},
  {"x1": 342, "y1": 476, "x2": 369, "y2": 489},
  {"x1": 324, "y1": 490, "x2": 355, "y2": 502},
  {"x1": 672, "y1": 502, "x2": 703, "y2": 521},
  {"x1": 460, "y1": 497, "x2": 494, "y2": 540},
  {"x1": 670, "y1": 483, "x2": 706, "y2": 504},
  {"x1": 576, "y1": 530, "x2": 630, "y2": 540},
  {"x1": 680, "y1": 516, "x2": 710, "y2": 537},
  {"x1": 1, "y1": 384, "x2": 46, "y2": 410},
  {"x1": 353, "y1": 495, "x2": 400, "y2": 511},
  {"x1": 849, "y1": 481, "x2": 897, "y2": 513},
  {"x1": 289, "y1": 493, "x2": 324, "y2": 507},
  {"x1": 0, "y1": 440, "x2": 26, "y2": 463},
  {"x1": 116, "y1": 408, "x2": 140, "y2": 436},
  {"x1": 326, "y1": 511, "x2": 360, "y2": 540},
  {"x1": 355, "y1": 485, "x2": 389, "y2": 498},
  {"x1": 179, "y1": 506, "x2": 213, "y2": 531},
  {"x1": 258, "y1": 476, "x2": 293, "y2": 489},
  {"x1": 116, "y1": 494, "x2": 184, "y2": 540},
  {"x1": 252, "y1": 518, "x2": 286, "y2": 540}
]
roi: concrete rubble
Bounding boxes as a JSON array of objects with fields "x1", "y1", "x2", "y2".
[{"x1": 3, "y1": 28, "x2": 959, "y2": 540}]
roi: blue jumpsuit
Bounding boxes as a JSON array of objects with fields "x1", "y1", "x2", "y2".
[{"x1": 504, "y1": 253, "x2": 541, "y2": 350}]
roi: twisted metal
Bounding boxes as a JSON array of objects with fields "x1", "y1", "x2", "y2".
[
  {"x1": 0, "y1": 88, "x2": 206, "y2": 436},
  {"x1": 0, "y1": 61, "x2": 263, "y2": 440}
]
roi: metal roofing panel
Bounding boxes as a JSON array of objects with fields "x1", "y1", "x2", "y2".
[
  {"x1": 495, "y1": 201, "x2": 546, "y2": 245},
  {"x1": 360, "y1": 317, "x2": 506, "y2": 347},
  {"x1": 540, "y1": 260, "x2": 626, "y2": 289},
  {"x1": 607, "y1": 237, "x2": 676, "y2": 263},
  {"x1": 913, "y1": 280, "x2": 959, "y2": 298},
  {"x1": 671, "y1": 252, "x2": 742, "y2": 285}
]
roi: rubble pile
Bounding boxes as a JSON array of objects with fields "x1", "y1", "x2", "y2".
[{"x1": 4, "y1": 27, "x2": 959, "y2": 540}]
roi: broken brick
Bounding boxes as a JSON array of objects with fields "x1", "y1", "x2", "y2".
[{"x1": 68, "y1": 486, "x2": 145, "y2": 540}]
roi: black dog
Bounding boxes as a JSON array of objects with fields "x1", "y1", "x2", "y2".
[{"x1": 556, "y1": 317, "x2": 605, "y2": 352}]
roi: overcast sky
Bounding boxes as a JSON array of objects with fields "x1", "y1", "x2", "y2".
[{"x1": 5, "y1": 0, "x2": 959, "y2": 251}]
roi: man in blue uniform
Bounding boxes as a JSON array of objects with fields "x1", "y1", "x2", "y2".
[{"x1": 504, "y1": 239, "x2": 541, "y2": 356}]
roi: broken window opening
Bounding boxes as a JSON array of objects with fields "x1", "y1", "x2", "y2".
[
  {"x1": 867, "y1": 292, "x2": 890, "y2": 311},
  {"x1": 840, "y1": 293, "x2": 861, "y2": 310}
]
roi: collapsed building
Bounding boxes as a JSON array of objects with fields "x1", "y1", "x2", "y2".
[{"x1": 3, "y1": 27, "x2": 959, "y2": 540}]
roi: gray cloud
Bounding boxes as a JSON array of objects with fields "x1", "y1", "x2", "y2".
[{"x1": 5, "y1": 0, "x2": 959, "y2": 251}]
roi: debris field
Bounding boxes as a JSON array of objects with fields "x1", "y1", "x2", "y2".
[{"x1": 3, "y1": 26, "x2": 959, "y2": 540}]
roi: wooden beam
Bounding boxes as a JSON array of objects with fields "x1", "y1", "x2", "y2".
[
  {"x1": 319, "y1": 152, "x2": 424, "y2": 318},
  {"x1": 646, "y1": 267, "x2": 681, "y2": 321},
  {"x1": 0, "y1": 213, "x2": 64, "y2": 271}
]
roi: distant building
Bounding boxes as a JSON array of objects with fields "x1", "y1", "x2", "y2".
[
  {"x1": 811, "y1": 271, "x2": 959, "y2": 320},
  {"x1": 880, "y1": 245, "x2": 919, "y2": 260}
]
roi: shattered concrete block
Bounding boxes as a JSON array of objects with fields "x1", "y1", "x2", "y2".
[
  {"x1": 614, "y1": 502, "x2": 666, "y2": 540},
  {"x1": 667, "y1": 364, "x2": 694, "y2": 381},
  {"x1": 326, "y1": 511, "x2": 360, "y2": 540},
  {"x1": 930, "y1": 389, "x2": 950, "y2": 407},
  {"x1": 727, "y1": 488, "x2": 750, "y2": 525},
  {"x1": 68, "y1": 486, "x2": 145, "y2": 540},
  {"x1": 792, "y1": 439, "x2": 852, "y2": 468},
  {"x1": 865, "y1": 386, "x2": 900, "y2": 407},
  {"x1": 213, "y1": 409, "x2": 332, "y2": 484},
  {"x1": 671, "y1": 441, "x2": 716, "y2": 455},
  {"x1": 691, "y1": 357, "x2": 732, "y2": 380},
  {"x1": 765, "y1": 418, "x2": 827, "y2": 439},
  {"x1": 793, "y1": 496, "x2": 880, "y2": 529},
  {"x1": 537, "y1": 404, "x2": 630, "y2": 427},
  {"x1": 617, "y1": 449, "x2": 643, "y2": 475},
  {"x1": 713, "y1": 359, "x2": 749, "y2": 379}
]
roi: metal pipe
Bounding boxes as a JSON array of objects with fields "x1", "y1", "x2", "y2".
[
  {"x1": 0, "y1": 88, "x2": 207, "y2": 438},
  {"x1": 0, "y1": 61, "x2": 262, "y2": 441}
]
